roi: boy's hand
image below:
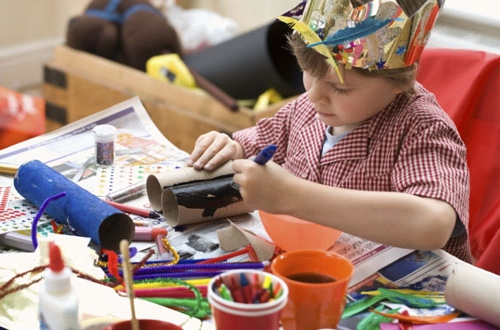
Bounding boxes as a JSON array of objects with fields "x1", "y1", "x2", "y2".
[
  {"x1": 232, "y1": 159, "x2": 298, "y2": 214},
  {"x1": 187, "y1": 131, "x2": 243, "y2": 171}
]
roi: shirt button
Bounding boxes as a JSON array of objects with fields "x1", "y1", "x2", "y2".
[{"x1": 301, "y1": 173, "x2": 308, "y2": 178}]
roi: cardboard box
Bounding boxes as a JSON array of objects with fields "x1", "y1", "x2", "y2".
[{"x1": 42, "y1": 46, "x2": 289, "y2": 152}]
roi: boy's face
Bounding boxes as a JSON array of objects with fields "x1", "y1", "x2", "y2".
[{"x1": 303, "y1": 66, "x2": 401, "y2": 130}]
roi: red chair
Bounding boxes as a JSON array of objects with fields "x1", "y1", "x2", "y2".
[{"x1": 417, "y1": 48, "x2": 500, "y2": 274}]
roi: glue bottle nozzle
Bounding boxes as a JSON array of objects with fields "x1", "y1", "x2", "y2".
[{"x1": 49, "y1": 241, "x2": 65, "y2": 272}]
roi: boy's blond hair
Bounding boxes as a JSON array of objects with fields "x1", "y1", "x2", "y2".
[{"x1": 288, "y1": 33, "x2": 418, "y2": 95}]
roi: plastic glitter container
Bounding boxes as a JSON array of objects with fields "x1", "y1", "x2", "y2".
[{"x1": 93, "y1": 124, "x2": 117, "y2": 166}]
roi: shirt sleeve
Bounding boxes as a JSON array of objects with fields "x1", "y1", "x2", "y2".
[
  {"x1": 232, "y1": 95, "x2": 303, "y2": 163},
  {"x1": 393, "y1": 116, "x2": 470, "y2": 235}
]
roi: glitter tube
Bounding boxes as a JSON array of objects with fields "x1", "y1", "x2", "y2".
[
  {"x1": 93, "y1": 124, "x2": 117, "y2": 166},
  {"x1": 13, "y1": 160, "x2": 134, "y2": 251}
]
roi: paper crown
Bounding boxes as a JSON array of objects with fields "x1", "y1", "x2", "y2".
[{"x1": 279, "y1": 0, "x2": 444, "y2": 73}]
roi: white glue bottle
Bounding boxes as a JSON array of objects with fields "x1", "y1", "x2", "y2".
[{"x1": 39, "y1": 241, "x2": 81, "y2": 330}]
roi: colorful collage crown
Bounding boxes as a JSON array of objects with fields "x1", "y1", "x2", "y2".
[{"x1": 279, "y1": 0, "x2": 444, "y2": 74}]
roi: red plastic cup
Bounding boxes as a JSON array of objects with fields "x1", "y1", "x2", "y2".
[
  {"x1": 207, "y1": 269, "x2": 289, "y2": 330},
  {"x1": 103, "y1": 319, "x2": 183, "y2": 330},
  {"x1": 271, "y1": 249, "x2": 354, "y2": 330}
]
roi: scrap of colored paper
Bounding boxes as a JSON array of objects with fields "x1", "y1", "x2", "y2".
[
  {"x1": 94, "y1": 164, "x2": 184, "y2": 197},
  {"x1": 0, "y1": 186, "x2": 11, "y2": 212},
  {"x1": 0, "y1": 195, "x2": 52, "y2": 234},
  {"x1": 380, "y1": 319, "x2": 499, "y2": 330},
  {"x1": 373, "y1": 309, "x2": 460, "y2": 324}
]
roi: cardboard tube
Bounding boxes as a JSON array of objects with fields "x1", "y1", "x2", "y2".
[
  {"x1": 146, "y1": 161, "x2": 254, "y2": 226},
  {"x1": 444, "y1": 262, "x2": 500, "y2": 327},
  {"x1": 161, "y1": 187, "x2": 253, "y2": 227},
  {"x1": 146, "y1": 162, "x2": 235, "y2": 211},
  {"x1": 13, "y1": 160, "x2": 134, "y2": 251}
]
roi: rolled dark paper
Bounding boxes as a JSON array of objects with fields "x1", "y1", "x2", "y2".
[
  {"x1": 168, "y1": 175, "x2": 242, "y2": 217},
  {"x1": 160, "y1": 177, "x2": 254, "y2": 227},
  {"x1": 187, "y1": 68, "x2": 239, "y2": 112},
  {"x1": 13, "y1": 159, "x2": 134, "y2": 251},
  {"x1": 146, "y1": 161, "x2": 254, "y2": 226},
  {"x1": 182, "y1": 20, "x2": 304, "y2": 100}
]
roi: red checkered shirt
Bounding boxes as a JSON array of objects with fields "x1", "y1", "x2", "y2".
[{"x1": 233, "y1": 83, "x2": 471, "y2": 262}]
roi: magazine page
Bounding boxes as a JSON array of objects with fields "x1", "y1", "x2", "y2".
[
  {"x1": 330, "y1": 232, "x2": 413, "y2": 287},
  {"x1": 337, "y1": 249, "x2": 489, "y2": 329},
  {"x1": 0, "y1": 97, "x2": 216, "y2": 329},
  {"x1": 0, "y1": 97, "x2": 189, "y2": 237}
]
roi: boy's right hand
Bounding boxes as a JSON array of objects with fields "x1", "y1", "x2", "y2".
[{"x1": 187, "y1": 131, "x2": 243, "y2": 171}]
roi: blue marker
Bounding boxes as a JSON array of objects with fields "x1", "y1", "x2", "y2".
[{"x1": 253, "y1": 145, "x2": 277, "y2": 165}]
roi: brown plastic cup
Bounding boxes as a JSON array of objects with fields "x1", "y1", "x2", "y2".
[{"x1": 271, "y1": 249, "x2": 354, "y2": 330}]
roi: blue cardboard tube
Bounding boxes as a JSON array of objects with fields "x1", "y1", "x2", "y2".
[{"x1": 13, "y1": 159, "x2": 134, "y2": 251}]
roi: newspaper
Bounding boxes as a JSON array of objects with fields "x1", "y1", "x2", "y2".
[
  {"x1": 0, "y1": 97, "x2": 213, "y2": 329},
  {"x1": 330, "y1": 233, "x2": 413, "y2": 287},
  {"x1": 337, "y1": 249, "x2": 471, "y2": 329},
  {"x1": 0, "y1": 97, "x2": 189, "y2": 236}
]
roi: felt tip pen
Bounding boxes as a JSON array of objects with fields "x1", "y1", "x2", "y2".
[
  {"x1": 0, "y1": 231, "x2": 35, "y2": 252},
  {"x1": 134, "y1": 226, "x2": 168, "y2": 241},
  {"x1": 240, "y1": 273, "x2": 252, "y2": 303},
  {"x1": 155, "y1": 234, "x2": 171, "y2": 259},
  {"x1": 218, "y1": 283, "x2": 234, "y2": 301},
  {"x1": 253, "y1": 145, "x2": 277, "y2": 165},
  {"x1": 105, "y1": 181, "x2": 146, "y2": 203},
  {"x1": 0, "y1": 164, "x2": 19, "y2": 175},
  {"x1": 106, "y1": 200, "x2": 160, "y2": 219}
]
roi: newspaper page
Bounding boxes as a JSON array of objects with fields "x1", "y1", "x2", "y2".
[
  {"x1": 0, "y1": 97, "x2": 214, "y2": 330},
  {"x1": 337, "y1": 249, "x2": 476, "y2": 329},
  {"x1": 330, "y1": 233, "x2": 413, "y2": 287},
  {"x1": 0, "y1": 97, "x2": 189, "y2": 238}
]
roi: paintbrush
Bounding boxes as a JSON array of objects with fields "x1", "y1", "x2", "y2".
[{"x1": 120, "y1": 239, "x2": 140, "y2": 330}]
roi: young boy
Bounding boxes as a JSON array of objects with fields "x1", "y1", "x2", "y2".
[{"x1": 187, "y1": 0, "x2": 471, "y2": 262}]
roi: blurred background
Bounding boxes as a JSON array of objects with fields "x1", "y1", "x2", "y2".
[
  {"x1": 0, "y1": 0, "x2": 499, "y2": 149},
  {"x1": 1, "y1": 0, "x2": 499, "y2": 94},
  {"x1": 0, "y1": 0, "x2": 300, "y2": 93}
]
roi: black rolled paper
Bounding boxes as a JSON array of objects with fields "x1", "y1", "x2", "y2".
[
  {"x1": 13, "y1": 159, "x2": 134, "y2": 251},
  {"x1": 168, "y1": 175, "x2": 242, "y2": 217},
  {"x1": 182, "y1": 20, "x2": 305, "y2": 100}
]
